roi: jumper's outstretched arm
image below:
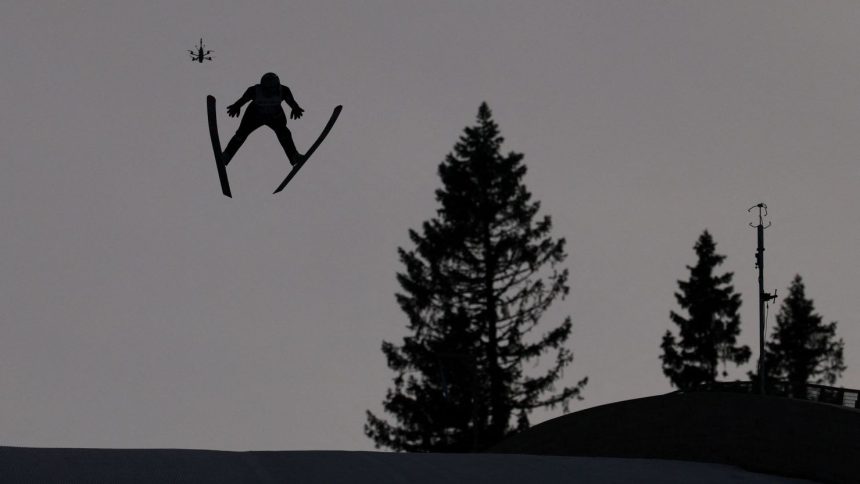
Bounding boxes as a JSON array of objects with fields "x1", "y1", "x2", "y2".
[
  {"x1": 227, "y1": 87, "x2": 254, "y2": 117},
  {"x1": 283, "y1": 86, "x2": 304, "y2": 119}
]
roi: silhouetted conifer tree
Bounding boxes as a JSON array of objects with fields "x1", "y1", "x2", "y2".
[
  {"x1": 756, "y1": 275, "x2": 845, "y2": 390},
  {"x1": 365, "y1": 103, "x2": 587, "y2": 452},
  {"x1": 661, "y1": 231, "x2": 750, "y2": 390}
]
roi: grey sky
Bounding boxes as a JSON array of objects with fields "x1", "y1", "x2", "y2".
[{"x1": 1, "y1": 1, "x2": 858, "y2": 451}]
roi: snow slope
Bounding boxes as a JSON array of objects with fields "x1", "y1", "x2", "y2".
[
  {"x1": 0, "y1": 447, "x2": 811, "y2": 483},
  {"x1": 491, "y1": 391, "x2": 860, "y2": 483}
]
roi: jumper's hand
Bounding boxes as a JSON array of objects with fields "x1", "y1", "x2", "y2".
[
  {"x1": 227, "y1": 104, "x2": 241, "y2": 117},
  {"x1": 290, "y1": 107, "x2": 304, "y2": 120}
]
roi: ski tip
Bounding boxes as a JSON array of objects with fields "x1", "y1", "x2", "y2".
[{"x1": 207, "y1": 94, "x2": 215, "y2": 102}]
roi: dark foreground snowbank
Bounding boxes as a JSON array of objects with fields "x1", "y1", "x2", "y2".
[
  {"x1": 0, "y1": 447, "x2": 810, "y2": 483},
  {"x1": 491, "y1": 391, "x2": 860, "y2": 483}
]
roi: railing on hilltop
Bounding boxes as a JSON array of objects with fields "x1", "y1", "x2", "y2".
[{"x1": 685, "y1": 380, "x2": 860, "y2": 410}]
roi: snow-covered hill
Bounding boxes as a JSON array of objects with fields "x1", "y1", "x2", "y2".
[
  {"x1": 491, "y1": 391, "x2": 859, "y2": 483},
  {"x1": 5, "y1": 391, "x2": 856, "y2": 483},
  {"x1": 0, "y1": 447, "x2": 810, "y2": 483}
]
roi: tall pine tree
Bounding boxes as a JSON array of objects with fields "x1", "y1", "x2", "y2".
[
  {"x1": 365, "y1": 103, "x2": 587, "y2": 452},
  {"x1": 758, "y1": 275, "x2": 845, "y2": 391},
  {"x1": 661, "y1": 230, "x2": 750, "y2": 390}
]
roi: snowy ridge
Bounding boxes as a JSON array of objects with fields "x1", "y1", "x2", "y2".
[{"x1": 0, "y1": 447, "x2": 810, "y2": 483}]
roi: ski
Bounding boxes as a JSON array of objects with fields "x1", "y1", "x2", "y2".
[
  {"x1": 273, "y1": 105, "x2": 342, "y2": 194},
  {"x1": 207, "y1": 95, "x2": 232, "y2": 197}
]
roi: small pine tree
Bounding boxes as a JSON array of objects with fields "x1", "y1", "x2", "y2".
[
  {"x1": 365, "y1": 103, "x2": 587, "y2": 452},
  {"x1": 661, "y1": 230, "x2": 751, "y2": 390},
  {"x1": 759, "y1": 275, "x2": 845, "y2": 391}
]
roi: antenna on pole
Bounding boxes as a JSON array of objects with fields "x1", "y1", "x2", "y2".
[{"x1": 749, "y1": 203, "x2": 777, "y2": 395}]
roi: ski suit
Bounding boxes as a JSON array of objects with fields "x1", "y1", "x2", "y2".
[{"x1": 223, "y1": 84, "x2": 303, "y2": 165}]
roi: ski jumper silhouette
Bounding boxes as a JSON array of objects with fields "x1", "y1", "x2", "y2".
[{"x1": 223, "y1": 72, "x2": 305, "y2": 166}]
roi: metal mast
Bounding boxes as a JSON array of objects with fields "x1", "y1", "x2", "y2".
[{"x1": 749, "y1": 203, "x2": 777, "y2": 394}]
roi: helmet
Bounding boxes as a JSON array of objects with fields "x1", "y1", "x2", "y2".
[
  {"x1": 256, "y1": 72, "x2": 282, "y2": 107},
  {"x1": 261, "y1": 72, "x2": 280, "y2": 87}
]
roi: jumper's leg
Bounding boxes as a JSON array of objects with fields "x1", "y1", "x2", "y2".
[
  {"x1": 223, "y1": 113, "x2": 263, "y2": 165},
  {"x1": 222, "y1": 132, "x2": 247, "y2": 166},
  {"x1": 267, "y1": 120, "x2": 301, "y2": 166}
]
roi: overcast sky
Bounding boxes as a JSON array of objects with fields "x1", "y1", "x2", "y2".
[{"x1": 2, "y1": 0, "x2": 859, "y2": 451}]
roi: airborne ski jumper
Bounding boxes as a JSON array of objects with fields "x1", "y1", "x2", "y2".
[
  {"x1": 224, "y1": 72, "x2": 305, "y2": 167},
  {"x1": 207, "y1": 72, "x2": 342, "y2": 196}
]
